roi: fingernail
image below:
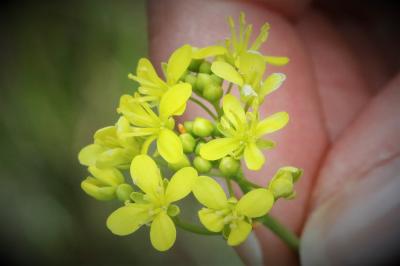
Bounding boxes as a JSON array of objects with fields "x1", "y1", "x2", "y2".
[{"x1": 301, "y1": 157, "x2": 400, "y2": 265}]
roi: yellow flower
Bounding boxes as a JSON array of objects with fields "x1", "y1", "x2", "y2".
[
  {"x1": 223, "y1": 12, "x2": 289, "y2": 66},
  {"x1": 78, "y1": 116, "x2": 141, "y2": 169},
  {"x1": 81, "y1": 166, "x2": 125, "y2": 201},
  {"x1": 200, "y1": 94, "x2": 289, "y2": 170},
  {"x1": 106, "y1": 155, "x2": 197, "y2": 251},
  {"x1": 211, "y1": 52, "x2": 286, "y2": 104},
  {"x1": 117, "y1": 83, "x2": 192, "y2": 164},
  {"x1": 128, "y1": 44, "x2": 192, "y2": 104},
  {"x1": 192, "y1": 175, "x2": 274, "y2": 246}
]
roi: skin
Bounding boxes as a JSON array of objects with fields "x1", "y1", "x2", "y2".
[{"x1": 148, "y1": 0, "x2": 400, "y2": 264}]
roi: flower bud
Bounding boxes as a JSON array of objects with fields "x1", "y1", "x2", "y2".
[
  {"x1": 88, "y1": 166, "x2": 124, "y2": 186},
  {"x1": 195, "y1": 141, "x2": 205, "y2": 155},
  {"x1": 81, "y1": 177, "x2": 116, "y2": 201},
  {"x1": 188, "y1": 59, "x2": 203, "y2": 72},
  {"x1": 168, "y1": 155, "x2": 191, "y2": 171},
  {"x1": 193, "y1": 156, "x2": 212, "y2": 174},
  {"x1": 203, "y1": 83, "x2": 223, "y2": 102},
  {"x1": 184, "y1": 73, "x2": 197, "y2": 88},
  {"x1": 219, "y1": 156, "x2": 240, "y2": 177},
  {"x1": 167, "y1": 204, "x2": 180, "y2": 217},
  {"x1": 179, "y1": 133, "x2": 196, "y2": 153},
  {"x1": 183, "y1": 121, "x2": 194, "y2": 133},
  {"x1": 199, "y1": 61, "x2": 212, "y2": 74},
  {"x1": 116, "y1": 183, "x2": 134, "y2": 202},
  {"x1": 195, "y1": 73, "x2": 211, "y2": 92},
  {"x1": 210, "y1": 74, "x2": 223, "y2": 85},
  {"x1": 268, "y1": 167, "x2": 303, "y2": 199},
  {"x1": 192, "y1": 117, "x2": 214, "y2": 137}
]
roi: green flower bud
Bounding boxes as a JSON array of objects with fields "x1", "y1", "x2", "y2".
[
  {"x1": 269, "y1": 178, "x2": 294, "y2": 199},
  {"x1": 179, "y1": 133, "x2": 196, "y2": 153},
  {"x1": 192, "y1": 117, "x2": 214, "y2": 137},
  {"x1": 81, "y1": 177, "x2": 116, "y2": 201},
  {"x1": 193, "y1": 156, "x2": 212, "y2": 174},
  {"x1": 188, "y1": 59, "x2": 203, "y2": 72},
  {"x1": 210, "y1": 74, "x2": 223, "y2": 85},
  {"x1": 116, "y1": 183, "x2": 134, "y2": 202},
  {"x1": 219, "y1": 156, "x2": 240, "y2": 177},
  {"x1": 183, "y1": 121, "x2": 194, "y2": 133},
  {"x1": 167, "y1": 204, "x2": 180, "y2": 217},
  {"x1": 184, "y1": 73, "x2": 197, "y2": 88},
  {"x1": 195, "y1": 141, "x2": 205, "y2": 155},
  {"x1": 168, "y1": 155, "x2": 191, "y2": 171},
  {"x1": 203, "y1": 83, "x2": 223, "y2": 102},
  {"x1": 195, "y1": 73, "x2": 211, "y2": 92},
  {"x1": 199, "y1": 61, "x2": 212, "y2": 74},
  {"x1": 268, "y1": 167, "x2": 303, "y2": 200}
]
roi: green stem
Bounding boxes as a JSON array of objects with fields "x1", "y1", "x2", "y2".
[
  {"x1": 235, "y1": 172, "x2": 300, "y2": 252},
  {"x1": 189, "y1": 97, "x2": 218, "y2": 120},
  {"x1": 173, "y1": 217, "x2": 220, "y2": 236},
  {"x1": 225, "y1": 176, "x2": 234, "y2": 196},
  {"x1": 226, "y1": 82, "x2": 233, "y2": 94},
  {"x1": 257, "y1": 215, "x2": 300, "y2": 251},
  {"x1": 212, "y1": 102, "x2": 223, "y2": 118}
]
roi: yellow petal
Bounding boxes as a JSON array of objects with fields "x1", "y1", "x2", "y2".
[
  {"x1": 237, "y1": 52, "x2": 265, "y2": 86},
  {"x1": 118, "y1": 95, "x2": 160, "y2": 128},
  {"x1": 222, "y1": 94, "x2": 246, "y2": 127},
  {"x1": 157, "y1": 129, "x2": 184, "y2": 164},
  {"x1": 264, "y1": 56, "x2": 289, "y2": 66},
  {"x1": 227, "y1": 220, "x2": 252, "y2": 246},
  {"x1": 192, "y1": 45, "x2": 227, "y2": 59},
  {"x1": 259, "y1": 73, "x2": 286, "y2": 99},
  {"x1": 255, "y1": 112, "x2": 289, "y2": 137},
  {"x1": 165, "y1": 167, "x2": 197, "y2": 203},
  {"x1": 200, "y1": 137, "x2": 239, "y2": 161},
  {"x1": 236, "y1": 188, "x2": 274, "y2": 217},
  {"x1": 96, "y1": 148, "x2": 131, "y2": 169},
  {"x1": 159, "y1": 83, "x2": 192, "y2": 118},
  {"x1": 244, "y1": 142, "x2": 265, "y2": 170},
  {"x1": 106, "y1": 204, "x2": 149, "y2": 236},
  {"x1": 211, "y1": 61, "x2": 243, "y2": 86},
  {"x1": 150, "y1": 211, "x2": 176, "y2": 251},
  {"x1": 198, "y1": 208, "x2": 225, "y2": 232},
  {"x1": 135, "y1": 58, "x2": 166, "y2": 88},
  {"x1": 167, "y1": 44, "x2": 192, "y2": 84},
  {"x1": 78, "y1": 144, "x2": 105, "y2": 166},
  {"x1": 192, "y1": 175, "x2": 228, "y2": 209},
  {"x1": 94, "y1": 126, "x2": 119, "y2": 147},
  {"x1": 81, "y1": 177, "x2": 116, "y2": 201},
  {"x1": 88, "y1": 166, "x2": 125, "y2": 186},
  {"x1": 130, "y1": 155, "x2": 163, "y2": 195}
]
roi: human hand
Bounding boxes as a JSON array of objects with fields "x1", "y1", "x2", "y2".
[{"x1": 148, "y1": 0, "x2": 400, "y2": 264}]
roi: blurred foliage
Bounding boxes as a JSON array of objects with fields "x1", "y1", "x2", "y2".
[{"x1": 0, "y1": 1, "x2": 242, "y2": 265}]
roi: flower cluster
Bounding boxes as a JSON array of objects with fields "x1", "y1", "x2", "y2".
[{"x1": 78, "y1": 12, "x2": 302, "y2": 252}]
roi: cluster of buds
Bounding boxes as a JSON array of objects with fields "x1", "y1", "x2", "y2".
[{"x1": 78, "y1": 12, "x2": 302, "y2": 251}]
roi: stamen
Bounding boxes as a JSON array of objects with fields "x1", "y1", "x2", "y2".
[{"x1": 250, "y1": 23, "x2": 270, "y2": 51}]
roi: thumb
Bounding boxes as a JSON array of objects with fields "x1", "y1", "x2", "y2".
[{"x1": 301, "y1": 74, "x2": 400, "y2": 265}]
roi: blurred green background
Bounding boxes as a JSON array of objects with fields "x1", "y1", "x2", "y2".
[{"x1": 0, "y1": 1, "x2": 242, "y2": 265}]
